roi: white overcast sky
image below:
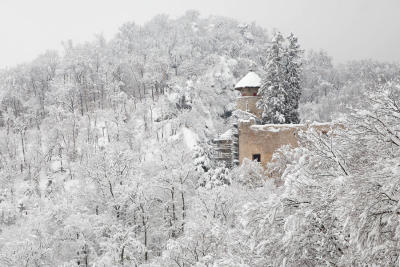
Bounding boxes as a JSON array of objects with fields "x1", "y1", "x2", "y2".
[{"x1": 1, "y1": 0, "x2": 400, "y2": 68}]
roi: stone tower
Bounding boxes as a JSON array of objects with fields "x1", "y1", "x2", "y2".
[
  {"x1": 235, "y1": 71, "x2": 263, "y2": 118},
  {"x1": 213, "y1": 70, "x2": 336, "y2": 169}
]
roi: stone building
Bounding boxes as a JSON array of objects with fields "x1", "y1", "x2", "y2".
[
  {"x1": 234, "y1": 70, "x2": 263, "y2": 119},
  {"x1": 213, "y1": 71, "x2": 333, "y2": 167}
]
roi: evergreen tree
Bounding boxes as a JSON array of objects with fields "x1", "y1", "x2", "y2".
[
  {"x1": 257, "y1": 32, "x2": 286, "y2": 123},
  {"x1": 257, "y1": 32, "x2": 303, "y2": 124},
  {"x1": 283, "y1": 33, "x2": 302, "y2": 123}
]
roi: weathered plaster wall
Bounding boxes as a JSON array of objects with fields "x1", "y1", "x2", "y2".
[
  {"x1": 238, "y1": 120, "x2": 333, "y2": 167},
  {"x1": 236, "y1": 96, "x2": 263, "y2": 119}
]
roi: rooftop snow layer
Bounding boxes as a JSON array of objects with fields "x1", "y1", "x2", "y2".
[
  {"x1": 250, "y1": 122, "x2": 334, "y2": 132},
  {"x1": 215, "y1": 129, "x2": 234, "y2": 141},
  {"x1": 235, "y1": 71, "x2": 261, "y2": 89},
  {"x1": 232, "y1": 109, "x2": 261, "y2": 123}
]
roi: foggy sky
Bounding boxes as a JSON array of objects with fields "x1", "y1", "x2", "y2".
[{"x1": 1, "y1": 0, "x2": 400, "y2": 68}]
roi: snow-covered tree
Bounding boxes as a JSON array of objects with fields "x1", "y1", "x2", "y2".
[
  {"x1": 1, "y1": 10, "x2": 400, "y2": 266},
  {"x1": 283, "y1": 33, "x2": 303, "y2": 123},
  {"x1": 257, "y1": 32, "x2": 303, "y2": 124}
]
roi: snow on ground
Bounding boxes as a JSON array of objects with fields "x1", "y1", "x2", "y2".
[
  {"x1": 181, "y1": 127, "x2": 198, "y2": 150},
  {"x1": 64, "y1": 179, "x2": 81, "y2": 193}
]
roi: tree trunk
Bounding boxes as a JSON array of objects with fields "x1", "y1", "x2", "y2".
[
  {"x1": 181, "y1": 191, "x2": 185, "y2": 232},
  {"x1": 20, "y1": 131, "x2": 26, "y2": 168},
  {"x1": 171, "y1": 187, "x2": 176, "y2": 238},
  {"x1": 120, "y1": 245, "x2": 125, "y2": 265}
]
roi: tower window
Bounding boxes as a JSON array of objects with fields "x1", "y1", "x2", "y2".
[{"x1": 252, "y1": 154, "x2": 261, "y2": 162}]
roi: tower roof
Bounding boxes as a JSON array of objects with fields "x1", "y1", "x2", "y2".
[{"x1": 234, "y1": 71, "x2": 261, "y2": 90}]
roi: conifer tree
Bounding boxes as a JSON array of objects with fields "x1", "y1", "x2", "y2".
[
  {"x1": 257, "y1": 32, "x2": 303, "y2": 124},
  {"x1": 283, "y1": 33, "x2": 302, "y2": 123}
]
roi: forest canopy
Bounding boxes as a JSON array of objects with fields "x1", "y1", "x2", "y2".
[{"x1": 0, "y1": 11, "x2": 400, "y2": 266}]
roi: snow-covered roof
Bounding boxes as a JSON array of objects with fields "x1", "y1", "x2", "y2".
[
  {"x1": 235, "y1": 71, "x2": 261, "y2": 90},
  {"x1": 232, "y1": 110, "x2": 262, "y2": 124},
  {"x1": 215, "y1": 129, "x2": 234, "y2": 141}
]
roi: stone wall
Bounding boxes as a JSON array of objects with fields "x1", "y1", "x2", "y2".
[
  {"x1": 236, "y1": 96, "x2": 263, "y2": 119},
  {"x1": 238, "y1": 119, "x2": 334, "y2": 167}
]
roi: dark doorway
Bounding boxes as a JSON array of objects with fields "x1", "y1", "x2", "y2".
[{"x1": 252, "y1": 154, "x2": 261, "y2": 162}]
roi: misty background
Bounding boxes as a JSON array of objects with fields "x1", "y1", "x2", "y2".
[{"x1": 1, "y1": 0, "x2": 400, "y2": 68}]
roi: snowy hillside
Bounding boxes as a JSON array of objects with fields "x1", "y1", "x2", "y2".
[{"x1": 0, "y1": 10, "x2": 400, "y2": 267}]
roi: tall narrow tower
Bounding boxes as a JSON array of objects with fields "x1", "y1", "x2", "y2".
[{"x1": 235, "y1": 71, "x2": 263, "y2": 118}]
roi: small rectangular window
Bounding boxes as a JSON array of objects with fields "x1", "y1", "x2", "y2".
[{"x1": 252, "y1": 154, "x2": 261, "y2": 162}]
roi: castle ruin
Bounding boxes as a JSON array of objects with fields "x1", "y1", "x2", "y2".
[{"x1": 213, "y1": 71, "x2": 333, "y2": 167}]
